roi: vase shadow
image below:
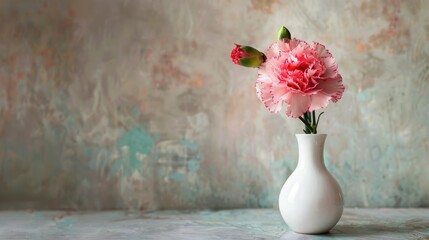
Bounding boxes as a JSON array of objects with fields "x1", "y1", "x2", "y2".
[{"x1": 280, "y1": 221, "x2": 429, "y2": 239}]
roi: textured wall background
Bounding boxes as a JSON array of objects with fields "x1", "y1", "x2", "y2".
[{"x1": 0, "y1": 0, "x2": 428, "y2": 210}]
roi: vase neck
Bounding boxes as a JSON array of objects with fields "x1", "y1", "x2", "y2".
[{"x1": 296, "y1": 134, "x2": 327, "y2": 170}]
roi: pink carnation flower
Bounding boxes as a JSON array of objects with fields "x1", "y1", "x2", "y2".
[
  {"x1": 256, "y1": 39, "x2": 345, "y2": 118},
  {"x1": 230, "y1": 44, "x2": 249, "y2": 65}
]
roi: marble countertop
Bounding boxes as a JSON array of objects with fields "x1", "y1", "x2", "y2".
[{"x1": 0, "y1": 209, "x2": 427, "y2": 239}]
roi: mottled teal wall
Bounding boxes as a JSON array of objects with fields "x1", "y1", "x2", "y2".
[{"x1": 0, "y1": 0, "x2": 428, "y2": 210}]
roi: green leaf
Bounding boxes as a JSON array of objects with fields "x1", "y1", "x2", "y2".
[
  {"x1": 316, "y1": 112, "x2": 325, "y2": 126},
  {"x1": 277, "y1": 26, "x2": 291, "y2": 41}
]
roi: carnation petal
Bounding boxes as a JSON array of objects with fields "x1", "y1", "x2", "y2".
[
  {"x1": 266, "y1": 42, "x2": 282, "y2": 59},
  {"x1": 256, "y1": 81, "x2": 269, "y2": 101},
  {"x1": 308, "y1": 92, "x2": 331, "y2": 112},
  {"x1": 267, "y1": 99, "x2": 283, "y2": 113},
  {"x1": 257, "y1": 67, "x2": 283, "y2": 113},
  {"x1": 322, "y1": 57, "x2": 338, "y2": 78},
  {"x1": 266, "y1": 40, "x2": 297, "y2": 59},
  {"x1": 256, "y1": 65, "x2": 272, "y2": 83},
  {"x1": 313, "y1": 42, "x2": 329, "y2": 57},
  {"x1": 317, "y1": 74, "x2": 345, "y2": 102},
  {"x1": 285, "y1": 94, "x2": 311, "y2": 118},
  {"x1": 271, "y1": 82, "x2": 292, "y2": 103},
  {"x1": 289, "y1": 38, "x2": 304, "y2": 49},
  {"x1": 312, "y1": 42, "x2": 338, "y2": 78},
  {"x1": 256, "y1": 82, "x2": 283, "y2": 113}
]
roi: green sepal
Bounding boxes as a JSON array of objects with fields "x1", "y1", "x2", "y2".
[
  {"x1": 277, "y1": 26, "x2": 291, "y2": 41},
  {"x1": 241, "y1": 46, "x2": 261, "y2": 55},
  {"x1": 239, "y1": 56, "x2": 264, "y2": 68}
]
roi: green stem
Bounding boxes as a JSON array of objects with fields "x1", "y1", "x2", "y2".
[
  {"x1": 312, "y1": 111, "x2": 316, "y2": 126},
  {"x1": 312, "y1": 110, "x2": 317, "y2": 134},
  {"x1": 305, "y1": 112, "x2": 311, "y2": 134},
  {"x1": 298, "y1": 116, "x2": 313, "y2": 132},
  {"x1": 300, "y1": 111, "x2": 321, "y2": 134}
]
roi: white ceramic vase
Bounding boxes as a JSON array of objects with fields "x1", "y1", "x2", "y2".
[{"x1": 279, "y1": 134, "x2": 343, "y2": 234}]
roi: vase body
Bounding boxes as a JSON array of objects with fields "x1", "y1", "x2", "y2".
[{"x1": 279, "y1": 134, "x2": 343, "y2": 234}]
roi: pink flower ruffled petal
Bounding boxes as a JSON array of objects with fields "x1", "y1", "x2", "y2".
[
  {"x1": 285, "y1": 94, "x2": 311, "y2": 118},
  {"x1": 316, "y1": 74, "x2": 345, "y2": 102},
  {"x1": 308, "y1": 92, "x2": 331, "y2": 112},
  {"x1": 256, "y1": 39, "x2": 345, "y2": 118}
]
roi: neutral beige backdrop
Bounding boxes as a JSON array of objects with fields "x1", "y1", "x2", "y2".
[{"x1": 0, "y1": 0, "x2": 428, "y2": 210}]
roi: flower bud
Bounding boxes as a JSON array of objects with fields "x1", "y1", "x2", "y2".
[
  {"x1": 277, "y1": 26, "x2": 291, "y2": 41},
  {"x1": 230, "y1": 44, "x2": 265, "y2": 68}
]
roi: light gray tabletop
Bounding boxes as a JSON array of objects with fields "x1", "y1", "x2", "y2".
[{"x1": 0, "y1": 209, "x2": 427, "y2": 239}]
